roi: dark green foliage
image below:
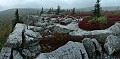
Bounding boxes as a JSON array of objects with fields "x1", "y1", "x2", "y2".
[
  {"x1": 0, "y1": 21, "x2": 13, "y2": 51},
  {"x1": 40, "y1": 7, "x2": 44, "y2": 14},
  {"x1": 56, "y1": 5, "x2": 61, "y2": 15},
  {"x1": 13, "y1": 9, "x2": 23, "y2": 28},
  {"x1": 47, "y1": 8, "x2": 52, "y2": 14},
  {"x1": 72, "y1": 8, "x2": 75, "y2": 14},
  {"x1": 93, "y1": 0, "x2": 101, "y2": 17}
]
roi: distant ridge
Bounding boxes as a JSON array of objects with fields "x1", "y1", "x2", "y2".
[{"x1": 0, "y1": 6, "x2": 120, "y2": 22}]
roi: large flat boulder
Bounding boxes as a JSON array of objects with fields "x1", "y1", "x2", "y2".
[
  {"x1": 5, "y1": 23, "x2": 25, "y2": 48},
  {"x1": 104, "y1": 35, "x2": 120, "y2": 55},
  {"x1": 36, "y1": 41, "x2": 89, "y2": 59}
]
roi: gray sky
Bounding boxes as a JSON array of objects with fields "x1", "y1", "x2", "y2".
[{"x1": 0, "y1": 0, "x2": 120, "y2": 11}]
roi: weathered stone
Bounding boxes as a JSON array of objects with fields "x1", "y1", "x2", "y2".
[
  {"x1": 104, "y1": 35, "x2": 120, "y2": 55},
  {"x1": 13, "y1": 50, "x2": 23, "y2": 59},
  {"x1": 22, "y1": 45, "x2": 41, "y2": 58},
  {"x1": 36, "y1": 41, "x2": 89, "y2": 59},
  {"x1": 25, "y1": 29, "x2": 41, "y2": 38},
  {"x1": 91, "y1": 38, "x2": 102, "y2": 55},
  {"x1": 82, "y1": 38, "x2": 96, "y2": 59},
  {"x1": 53, "y1": 26, "x2": 71, "y2": 33},
  {"x1": 5, "y1": 23, "x2": 26, "y2": 48},
  {"x1": 108, "y1": 22, "x2": 120, "y2": 33},
  {"x1": 0, "y1": 47, "x2": 12, "y2": 59},
  {"x1": 28, "y1": 26, "x2": 43, "y2": 32}
]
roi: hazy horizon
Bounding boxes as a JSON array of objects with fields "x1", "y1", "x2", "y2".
[{"x1": 0, "y1": 0, "x2": 120, "y2": 11}]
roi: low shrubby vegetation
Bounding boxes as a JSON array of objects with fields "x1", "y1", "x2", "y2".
[
  {"x1": 88, "y1": 16, "x2": 107, "y2": 24},
  {"x1": 0, "y1": 21, "x2": 13, "y2": 50}
]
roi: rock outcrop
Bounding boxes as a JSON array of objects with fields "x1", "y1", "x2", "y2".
[
  {"x1": 36, "y1": 41, "x2": 89, "y2": 59},
  {"x1": 0, "y1": 47, "x2": 12, "y2": 59},
  {"x1": 13, "y1": 50, "x2": 23, "y2": 59},
  {"x1": 0, "y1": 23, "x2": 42, "y2": 59},
  {"x1": 104, "y1": 35, "x2": 120, "y2": 55}
]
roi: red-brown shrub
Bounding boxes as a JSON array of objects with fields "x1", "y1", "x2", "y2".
[{"x1": 78, "y1": 15, "x2": 120, "y2": 30}]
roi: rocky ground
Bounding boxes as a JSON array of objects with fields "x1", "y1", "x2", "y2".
[{"x1": 0, "y1": 15, "x2": 120, "y2": 59}]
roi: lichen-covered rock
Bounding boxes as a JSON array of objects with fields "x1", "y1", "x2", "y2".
[
  {"x1": 24, "y1": 29, "x2": 42, "y2": 47},
  {"x1": 82, "y1": 38, "x2": 96, "y2": 59},
  {"x1": 91, "y1": 38, "x2": 102, "y2": 55},
  {"x1": 5, "y1": 23, "x2": 26, "y2": 48},
  {"x1": 0, "y1": 47, "x2": 12, "y2": 59},
  {"x1": 53, "y1": 26, "x2": 71, "y2": 33},
  {"x1": 25, "y1": 29, "x2": 41, "y2": 38},
  {"x1": 108, "y1": 22, "x2": 120, "y2": 33},
  {"x1": 28, "y1": 26, "x2": 44, "y2": 32},
  {"x1": 36, "y1": 41, "x2": 89, "y2": 59},
  {"x1": 22, "y1": 45, "x2": 41, "y2": 58},
  {"x1": 13, "y1": 50, "x2": 23, "y2": 59},
  {"x1": 82, "y1": 38, "x2": 102, "y2": 59},
  {"x1": 104, "y1": 35, "x2": 120, "y2": 55}
]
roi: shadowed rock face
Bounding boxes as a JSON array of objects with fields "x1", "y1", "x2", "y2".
[
  {"x1": 13, "y1": 50, "x2": 23, "y2": 59},
  {"x1": 82, "y1": 38, "x2": 102, "y2": 59}
]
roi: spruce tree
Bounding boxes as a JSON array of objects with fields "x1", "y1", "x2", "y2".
[
  {"x1": 12, "y1": 9, "x2": 22, "y2": 29},
  {"x1": 93, "y1": 0, "x2": 101, "y2": 17},
  {"x1": 40, "y1": 7, "x2": 44, "y2": 14},
  {"x1": 72, "y1": 8, "x2": 75, "y2": 14},
  {"x1": 56, "y1": 5, "x2": 60, "y2": 15},
  {"x1": 47, "y1": 8, "x2": 52, "y2": 14},
  {"x1": 15, "y1": 9, "x2": 20, "y2": 23}
]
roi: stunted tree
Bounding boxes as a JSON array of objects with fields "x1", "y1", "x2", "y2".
[
  {"x1": 40, "y1": 7, "x2": 44, "y2": 14},
  {"x1": 47, "y1": 8, "x2": 52, "y2": 14},
  {"x1": 93, "y1": 0, "x2": 101, "y2": 17},
  {"x1": 56, "y1": 5, "x2": 60, "y2": 15},
  {"x1": 13, "y1": 9, "x2": 20, "y2": 28},
  {"x1": 72, "y1": 8, "x2": 75, "y2": 14},
  {"x1": 15, "y1": 9, "x2": 20, "y2": 23}
]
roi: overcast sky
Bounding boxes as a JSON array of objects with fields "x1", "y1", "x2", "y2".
[{"x1": 0, "y1": 0, "x2": 120, "y2": 11}]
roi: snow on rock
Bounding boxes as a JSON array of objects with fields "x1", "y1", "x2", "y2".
[
  {"x1": 104, "y1": 35, "x2": 120, "y2": 55},
  {"x1": 13, "y1": 50, "x2": 23, "y2": 59},
  {"x1": 5, "y1": 23, "x2": 26, "y2": 48},
  {"x1": 36, "y1": 41, "x2": 89, "y2": 59},
  {"x1": 0, "y1": 47, "x2": 12, "y2": 59}
]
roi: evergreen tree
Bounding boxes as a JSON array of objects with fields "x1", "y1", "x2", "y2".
[
  {"x1": 56, "y1": 5, "x2": 60, "y2": 15},
  {"x1": 13, "y1": 9, "x2": 21, "y2": 28},
  {"x1": 47, "y1": 8, "x2": 52, "y2": 14},
  {"x1": 93, "y1": 0, "x2": 101, "y2": 17},
  {"x1": 72, "y1": 8, "x2": 75, "y2": 14},
  {"x1": 15, "y1": 9, "x2": 20, "y2": 23},
  {"x1": 40, "y1": 7, "x2": 44, "y2": 14}
]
